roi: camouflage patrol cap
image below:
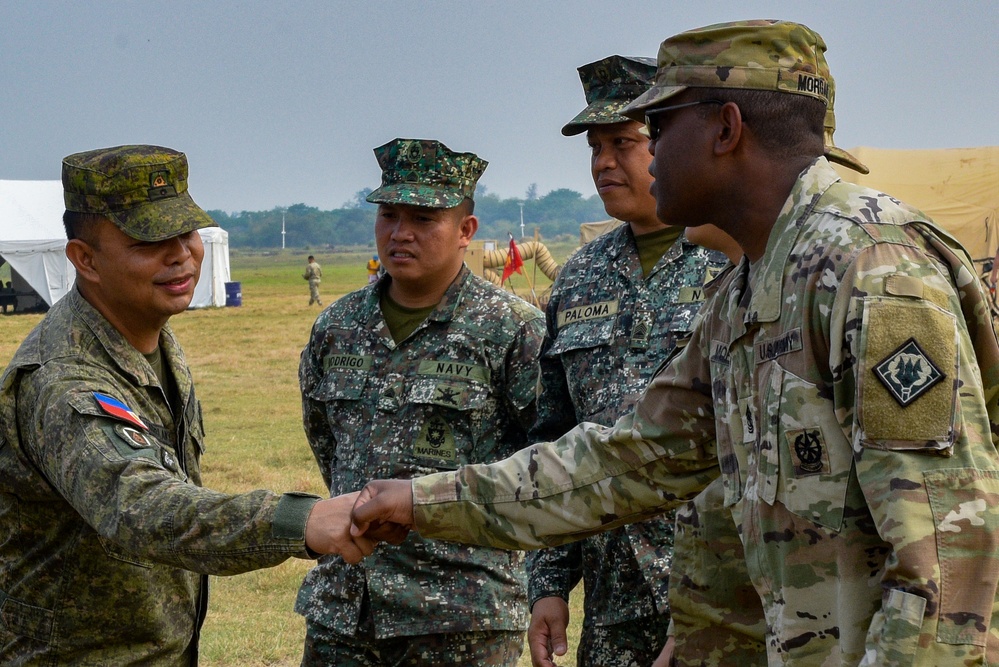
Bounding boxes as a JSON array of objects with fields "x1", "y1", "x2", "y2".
[
  {"x1": 561, "y1": 55, "x2": 657, "y2": 136},
  {"x1": 622, "y1": 20, "x2": 831, "y2": 119},
  {"x1": 824, "y1": 76, "x2": 869, "y2": 174},
  {"x1": 62, "y1": 145, "x2": 216, "y2": 242},
  {"x1": 365, "y1": 139, "x2": 487, "y2": 209}
]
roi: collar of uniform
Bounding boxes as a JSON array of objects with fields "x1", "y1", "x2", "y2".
[
  {"x1": 370, "y1": 263, "x2": 472, "y2": 332},
  {"x1": 747, "y1": 157, "x2": 839, "y2": 323},
  {"x1": 428, "y1": 264, "x2": 473, "y2": 324},
  {"x1": 68, "y1": 286, "x2": 169, "y2": 387}
]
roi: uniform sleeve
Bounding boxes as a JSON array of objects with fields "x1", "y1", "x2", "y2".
[
  {"x1": 496, "y1": 312, "x2": 546, "y2": 454},
  {"x1": 837, "y1": 240, "x2": 999, "y2": 660},
  {"x1": 526, "y1": 297, "x2": 586, "y2": 605},
  {"x1": 17, "y1": 374, "x2": 317, "y2": 576},
  {"x1": 411, "y1": 330, "x2": 722, "y2": 551},
  {"x1": 300, "y1": 327, "x2": 337, "y2": 490},
  {"x1": 528, "y1": 296, "x2": 579, "y2": 443},
  {"x1": 526, "y1": 542, "x2": 582, "y2": 607}
]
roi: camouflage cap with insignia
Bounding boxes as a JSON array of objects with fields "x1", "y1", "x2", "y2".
[
  {"x1": 561, "y1": 55, "x2": 656, "y2": 136},
  {"x1": 824, "y1": 76, "x2": 869, "y2": 174},
  {"x1": 623, "y1": 20, "x2": 831, "y2": 120},
  {"x1": 62, "y1": 145, "x2": 217, "y2": 242},
  {"x1": 365, "y1": 138, "x2": 487, "y2": 209}
]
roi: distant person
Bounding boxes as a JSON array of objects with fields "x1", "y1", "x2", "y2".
[
  {"x1": 0, "y1": 281, "x2": 14, "y2": 314},
  {"x1": 526, "y1": 54, "x2": 728, "y2": 667},
  {"x1": 0, "y1": 144, "x2": 372, "y2": 665},
  {"x1": 296, "y1": 138, "x2": 545, "y2": 666},
  {"x1": 366, "y1": 254, "x2": 380, "y2": 284},
  {"x1": 304, "y1": 254, "x2": 323, "y2": 305}
]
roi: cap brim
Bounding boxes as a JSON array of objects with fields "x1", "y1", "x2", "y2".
[
  {"x1": 621, "y1": 84, "x2": 688, "y2": 121},
  {"x1": 561, "y1": 99, "x2": 635, "y2": 136},
  {"x1": 107, "y1": 191, "x2": 216, "y2": 242},
  {"x1": 825, "y1": 146, "x2": 870, "y2": 175},
  {"x1": 366, "y1": 184, "x2": 465, "y2": 209}
]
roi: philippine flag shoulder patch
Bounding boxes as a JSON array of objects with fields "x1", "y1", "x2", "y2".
[{"x1": 93, "y1": 392, "x2": 148, "y2": 431}]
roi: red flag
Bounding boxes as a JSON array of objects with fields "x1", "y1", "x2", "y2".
[{"x1": 502, "y1": 234, "x2": 524, "y2": 283}]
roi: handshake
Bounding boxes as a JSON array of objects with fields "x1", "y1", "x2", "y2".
[{"x1": 303, "y1": 480, "x2": 417, "y2": 564}]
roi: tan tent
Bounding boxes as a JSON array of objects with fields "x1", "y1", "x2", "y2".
[{"x1": 831, "y1": 146, "x2": 999, "y2": 267}]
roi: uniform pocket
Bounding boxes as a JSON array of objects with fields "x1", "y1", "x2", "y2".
[
  {"x1": 768, "y1": 364, "x2": 852, "y2": 531},
  {"x1": 924, "y1": 468, "x2": 999, "y2": 647},
  {"x1": 864, "y1": 588, "x2": 925, "y2": 666}
]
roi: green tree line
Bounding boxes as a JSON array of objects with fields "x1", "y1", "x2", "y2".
[{"x1": 207, "y1": 185, "x2": 608, "y2": 249}]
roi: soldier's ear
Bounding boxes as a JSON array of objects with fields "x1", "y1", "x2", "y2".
[
  {"x1": 66, "y1": 238, "x2": 99, "y2": 282},
  {"x1": 457, "y1": 214, "x2": 478, "y2": 249}
]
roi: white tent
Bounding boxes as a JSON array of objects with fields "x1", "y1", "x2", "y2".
[
  {"x1": 0, "y1": 179, "x2": 231, "y2": 310},
  {"x1": 0, "y1": 180, "x2": 74, "y2": 310}
]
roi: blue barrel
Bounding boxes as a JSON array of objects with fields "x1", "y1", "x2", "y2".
[{"x1": 224, "y1": 281, "x2": 242, "y2": 307}]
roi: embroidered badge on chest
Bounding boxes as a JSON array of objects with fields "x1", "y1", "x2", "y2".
[
  {"x1": 873, "y1": 338, "x2": 945, "y2": 407},
  {"x1": 786, "y1": 427, "x2": 830, "y2": 477},
  {"x1": 630, "y1": 309, "x2": 653, "y2": 349},
  {"x1": 413, "y1": 414, "x2": 456, "y2": 463}
]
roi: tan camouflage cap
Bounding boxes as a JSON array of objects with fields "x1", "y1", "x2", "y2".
[
  {"x1": 365, "y1": 139, "x2": 487, "y2": 209},
  {"x1": 62, "y1": 145, "x2": 216, "y2": 242},
  {"x1": 824, "y1": 76, "x2": 869, "y2": 174},
  {"x1": 561, "y1": 55, "x2": 657, "y2": 136},
  {"x1": 622, "y1": 20, "x2": 831, "y2": 120}
]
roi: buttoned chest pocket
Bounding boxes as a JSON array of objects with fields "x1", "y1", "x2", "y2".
[
  {"x1": 405, "y1": 377, "x2": 493, "y2": 470},
  {"x1": 549, "y1": 317, "x2": 615, "y2": 418},
  {"x1": 765, "y1": 363, "x2": 852, "y2": 531},
  {"x1": 308, "y1": 371, "x2": 369, "y2": 472}
]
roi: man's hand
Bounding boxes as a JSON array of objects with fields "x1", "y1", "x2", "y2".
[
  {"x1": 304, "y1": 492, "x2": 375, "y2": 564},
  {"x1": 350, "y1": 479, "x2": 416, "y2": 542},
  {"x1": 528, "y1": 596, "x2": 569, "y2": 667},
  {"x1": 651, "y1": 635, "x2": 674, "y2": 667}
]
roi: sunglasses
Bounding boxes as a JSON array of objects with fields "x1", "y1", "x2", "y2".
[{"x1": 644, "y1": 99, "x2": 725, "y2": 141}]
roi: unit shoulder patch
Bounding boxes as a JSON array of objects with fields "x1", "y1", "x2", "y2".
[{"x1": 873, "y1": 338, "x2": 945, "y2": 407}]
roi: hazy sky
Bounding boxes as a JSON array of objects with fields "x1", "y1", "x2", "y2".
[{"x1": 3, "y1": 1, "x2": 997, "y2": 213}]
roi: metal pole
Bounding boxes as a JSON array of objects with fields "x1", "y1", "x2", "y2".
[{"x1": 519, "y1": 202, "x2": 525, "y2": 239}]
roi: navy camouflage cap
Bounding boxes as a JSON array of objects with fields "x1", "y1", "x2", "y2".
[
  {"x1": 623, "y1": 20, "x2": 831, "y2": 120},
  {"x1": 62, "y1": 145, "x2": 216, "y2": 242},
  {"x1": 366, "y1": 138, "x2": 487, "y2": 209},
  {"x1": 561, "y1": 55, "x2": 656, "y2": 136}
]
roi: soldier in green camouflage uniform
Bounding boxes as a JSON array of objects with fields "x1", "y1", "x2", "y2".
[
  {"x1": 353, "y1": 21, "x2": 999, "y2": 666},
  {"x1": 296, "y1": 139, "x2": 544, "y2": 666},
  {"x1": 0, "y1": 145, "x2": 368, "y2": 666},
  {"x1": 527, "y1": 54, "x2": 728, "y2": 667}
]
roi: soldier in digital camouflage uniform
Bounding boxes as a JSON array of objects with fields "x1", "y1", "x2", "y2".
[
  {"x1": 0, "y1": 145, "x2": 368, "y2": 666},
  {"x1": 526, "y1": 54, "x2": 729, "y2": 667},
  {"x1": 296, "y1": 138, "x2": 545, "y2": 666},
  {"x1": 660, "y1": 73, "x2": 872, "y2": 667},
  {"x1": 353, "y1": 21, "x2": 999, "y2": 666}
]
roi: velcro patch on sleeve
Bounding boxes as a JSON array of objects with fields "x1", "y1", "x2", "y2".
[{"x1": 859, "y1": 298, "x2": 957, "y2": 444}]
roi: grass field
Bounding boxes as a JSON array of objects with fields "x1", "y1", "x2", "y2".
[{"x1": 0, "y1": 245, "x2": 584, "y2": 666}]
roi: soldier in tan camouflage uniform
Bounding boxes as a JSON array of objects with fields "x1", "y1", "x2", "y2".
[
  {"x1": 296, "y1": 139, "x2": 545, "y2": 666},
  {"x1": 0, "y1": 145, "x2": 369, "y2": 666},
  {"x1": 304, "y1": 254, "x2": 323, "y2": 306},
  {"x1": 657, "y1": 73, "x2": 872, "y2": 667},
  {"x1": 353, "y1": 21, "x2": 999, "y2": 666},
  {"x1": 526, "y1": 54, "x2": 729, "y2": 667}
]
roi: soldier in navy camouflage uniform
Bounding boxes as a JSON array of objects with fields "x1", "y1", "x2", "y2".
[
  {"x1": 353, "y1": 21, "x2": 999, "y2": 667},
  {"x1": 296, "y1": 139, "x2": 545, "y2": 666},
  {"x1": 527, "y1": 55, "x2": 728, "y2": 667},
  {"x1": 0, "y1": 145, "x2": 367, "y2": 666}
]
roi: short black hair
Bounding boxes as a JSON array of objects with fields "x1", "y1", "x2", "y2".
[
  {"x1": 63, "y1": 210, "x2": 105, "y2": 246},
  {"x1": 454, "y1": 197, "x2": 475, "y2": 216},
  {"x1": 691, "y1": 88, "x2": 825, "y2": 160}
]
